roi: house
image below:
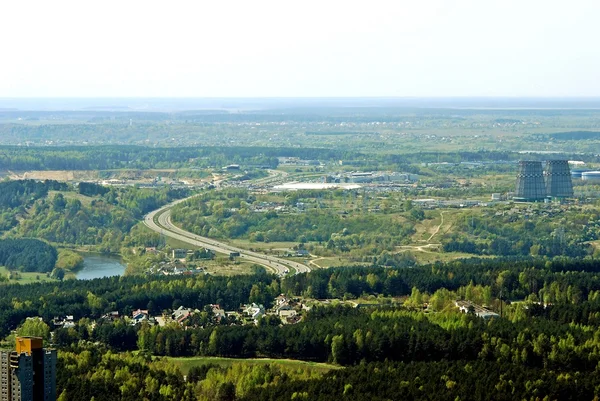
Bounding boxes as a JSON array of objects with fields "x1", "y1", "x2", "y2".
[
  {"x1": 172, "y1": 249, "x2": 187, "y2": 259},
  {"x1": 284, "y1": 314, "x2": 302, "y2": 325},
  {"x1": 243, "y1": 303, "x2": 265, "y2": 322},
  {"x1": 210, "y1": 304, "x2": 226, "y2": 320},
  {"x1": 131, "y1": 309, "x2": 150, "y2": 324},
  {"x1": 296, "y1": 249, "x2": 309, "y2": 257},
  {"x1": 52, "y1": 315, "x2": 75, "y2": 329},
  {"x1": 454, "y1": 301, "x2": 499, "y2": 320},
  {"x1": 101, "y1": 311, "x2": 120, "y2": 322},
  {"x1": 172, "y1": 306, "x2": 199, "y2": 325},
  {"x1": 274, "y1": 294, "x2": 290, "y2": 307},
  {"x1": 278, "y1": 308, "x2": 297, "y2": 320}
]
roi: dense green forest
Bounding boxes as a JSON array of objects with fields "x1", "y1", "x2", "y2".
[
  {"x1": 0, "y1": 238, "x2": 57, "y2": 272},
  {"x1": 0, "y1": 180, "x2": 189, "y2": 252},
  {"x1": 240, "y1": 360, "x2": 600, "y2": 401},
  {"x1": 3, "y1": 212, "x2": 600, "y2": 400},
  {"x1": 441, "y1": 206, "x2": 600, "y2": 258},
  {"x1": 3, "y1": 257, "x2": 600, "y2": 399},
  {"x1": 0, "y1": 145, "x2": 343, "y2": 170},
  {"x1": 0, "y1": 144, "x2": 596, "y2": 173},
  {"x1": 0, "y1": 272, "x2": 276, "y2": 338},
  {"x1": 0, "y1": 179, "x2": 67, "y2": 207}
]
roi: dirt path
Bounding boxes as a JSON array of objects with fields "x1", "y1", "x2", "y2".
[{"x1": 427, "y1": 210, "x2": 447, "y2": 242}]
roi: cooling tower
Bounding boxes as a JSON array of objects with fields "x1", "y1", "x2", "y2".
[
  {"x1": 545, "y1": 160, "x2": 573, "y2": 198},
  {"x1": 514, "y1": 161, "x2": 546, "y2": 201}
]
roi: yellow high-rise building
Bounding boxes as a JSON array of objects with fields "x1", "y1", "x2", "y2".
[{"x1": 0, "y1": 337, "x2": 55, "y2": 401}]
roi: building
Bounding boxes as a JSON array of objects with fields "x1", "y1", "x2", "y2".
[
  {"x1": 171, "y1": 249, "x2": 187, "y2": 259},
  {"x1": 514, "y1": 161, "x2": 546, "y2": 201},
  {"x1": 582, "y1": 171, "x2": 600, "y2": 183},
  {"x1": 0, "y1": 337, "x2": 56, "y2": 401},
  {"x1": 544, "y1": 160, "x2": 573, "y2": 198},
  {"x1": 454, "y1": 301, "x2": 499, "y2": 320}
]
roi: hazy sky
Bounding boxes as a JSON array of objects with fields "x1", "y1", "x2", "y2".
[{"x1": 1, "y1": 0, "x2": 599, "y2": 97}]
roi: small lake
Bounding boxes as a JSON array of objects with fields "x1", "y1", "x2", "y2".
[{"x1": 76, "y1": 254, "x2": 126, "y2": 280}]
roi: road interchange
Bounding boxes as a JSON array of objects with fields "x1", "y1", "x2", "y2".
[{"x1": 144, "y1": 197, "x2": 311, "y2": 276}]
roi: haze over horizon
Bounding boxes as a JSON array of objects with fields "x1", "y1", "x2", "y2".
[{"x1": 1, "y1": 0, "x2": 599, "y2": 98}]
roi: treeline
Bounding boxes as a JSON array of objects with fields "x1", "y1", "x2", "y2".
[
  {"x1": 2, "y1": 144, "x2": 589, "y2": 173},
  {"x1": 548, "y1": 131, "x2": 600, "y2": 141},
  {"x1": 441, "y1": 207, "x2": 600, "y2": 258},
  {"x1": 0, "y1": 145, "x2": 359, "y2": 171},
  {"x1": 0, "y1": 238, "x2": 57, "y2": 272},
  {"x1": 57, "y1": 348, "x2": 195, "y2": 401},
  {"x1": 240, "y1": 360, "x2": 600, "y2": 401},
  {"x1": 283, "y1": 257, "x2": 600, "y2": 303},
  {"x1": 132, "y1": 303, "x2": 600, "y2": 370},
  {"x1": 2, "y1": 182, "x2": 189, "y2": 251},
  {"x1": 0, "y1": 179, "x2": 67, "y2": 208},
  {"x1": 0, "y1": 272, "x2": 277, "y2": 338}
]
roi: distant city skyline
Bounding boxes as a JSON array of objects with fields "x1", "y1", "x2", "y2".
[{"x1": 1, "y1": 0, "x2": 599, "y2": 98}]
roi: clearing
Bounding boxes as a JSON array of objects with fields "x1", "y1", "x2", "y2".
[{"x1": 166, "y1": 356, "x2": 339, "y2": 375}]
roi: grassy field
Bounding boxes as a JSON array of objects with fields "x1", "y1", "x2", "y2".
[
  {"x1": 310, "y1": 257, "x2": 364, "y2": 268},
  {"x1": 165, "y1": 236, "x2": 202, "y2": 251},
  {"x1": 0, "y1": 266, "x2": 57, "y2": 284},
  {"x1": 166, "y1": 356, "x2": 339, "y2": 375},
  {"x1": 202, "y1": 259, "x2": 261, "y2": 276},
  {"x1": 228, "y1": 239, "x2": 298, "y2": 253},
  {"x1": 48, "y1": 190, "x2": 95, "y2": 206}
]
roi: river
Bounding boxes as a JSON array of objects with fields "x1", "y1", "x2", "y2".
[{"x1": 75, "y1": 254, "x2": 126, "y2": 280}]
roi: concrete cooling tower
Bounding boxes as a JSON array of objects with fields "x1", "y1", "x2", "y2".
[
  {"x1": 545, "y1": 160, "x2": 573, "y2": 198},
  {"x1": 514, "y1": 161, "x2": 546, "y2": 201}
]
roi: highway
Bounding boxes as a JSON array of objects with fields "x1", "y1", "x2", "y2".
[{"x1": 144, "y1": 197, "x2": 311, "y2": 276}]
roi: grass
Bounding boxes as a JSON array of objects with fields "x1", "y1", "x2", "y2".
[
  {"x1": 310, "y1": 257, "x2": 364, "y2": 268},
  {"x1": 228, "y1": 239, "x2": 297, "y2": 252},
  {"x1": 48, "y1": 190, "x2": 95, "y2": 206},
  {"x1": 165, "y1": 237, "x2": 202, "y2": 251},
  {"x1": 202, "y1": 259, "x2": 260, "y2": 276},
  {"x1": 166, "y1": 356, "x2": 340, "y2": 375},
  {"x1": 0, "y1": 266, "x2": 57, "y2": 284}
]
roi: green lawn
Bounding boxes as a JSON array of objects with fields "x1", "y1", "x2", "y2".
[
  {"x1": 310, "y1": 257, "x2": 364, "y2": 268},
  {"x1": 166, "y1": 356, "x2": 339, "y2": 375},
  {"x1": 48, "y1": 190, "x2": 95, "y2": 206},
  {"x1": 0, "y1": 266, "x2": 57, "y2": 284}
]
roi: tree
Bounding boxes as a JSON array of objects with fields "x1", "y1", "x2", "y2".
[
  {"x1": 216, "y1": 382, "x2": 236, "y2": 401},
  {"x1": 16, "y1": 318, "x2": 51, "y2": 341},
  {"x1": 51, "y1": 268, "x2": 65, "y2": 281}
]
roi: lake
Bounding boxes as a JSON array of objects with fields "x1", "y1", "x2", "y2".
[{"x1": 76, "y1": 254, "x2": 126, "y2": 280}]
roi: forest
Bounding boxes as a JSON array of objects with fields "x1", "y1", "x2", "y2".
[
  {"x1": 441, "y1": 205, "x2": 600, "y2": 258},
  {"x1": 4, "y1": 255, "x2": 600, "y2": 400},
  {"x1": 170, "y1": 189, "x2": 416, "y2": 250},
  {"x1": 0, "y1": 238, "x2": 57, "y2": 272},
  {"x1": 0, "y1": 180, "x2": 190, "y2": 252}
]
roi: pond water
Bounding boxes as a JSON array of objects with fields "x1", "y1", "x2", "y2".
[{"x1": 76, "y1": 254, "x2": 125, "y2": 280}]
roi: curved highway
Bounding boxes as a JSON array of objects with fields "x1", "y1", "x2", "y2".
[{"x1": 144, "y1": 198, "x2": 311, "y2": 276}]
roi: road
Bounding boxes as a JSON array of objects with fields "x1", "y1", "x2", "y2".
[{"x1": 144, "y1": 197, "x2": 311, "y2": 276}]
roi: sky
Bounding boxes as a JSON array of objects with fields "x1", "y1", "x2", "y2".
[{"x1": 1, "y1": 0, "x2": 599, "y2": 98}]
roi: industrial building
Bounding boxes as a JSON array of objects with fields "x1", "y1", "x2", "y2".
[
  {"x1": 514, "y1": 160, "x2": 574, "y2": 202},
  {"x1": 0, "y1": 337, "x2": 56, "y2": 401},
  {"x1": 582, "y1": 171, "x2": 600, "y2": 183},
  {"x1": 544, "y1": 160, "x2": 574, "y2": 198},
  {"x1": 514, "y1": 161, "x2": 547, "y2": 201}
]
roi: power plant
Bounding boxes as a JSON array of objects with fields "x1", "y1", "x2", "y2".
[
  {"x1": 544, "y1": 160, "x2": 573, "y2": 198},
  {"x1": 514, "y1": 160, "x2": 573, "y2": 201},
  {"x1": 514, "y1": 161, "x2": 547, "y2": 201}
]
